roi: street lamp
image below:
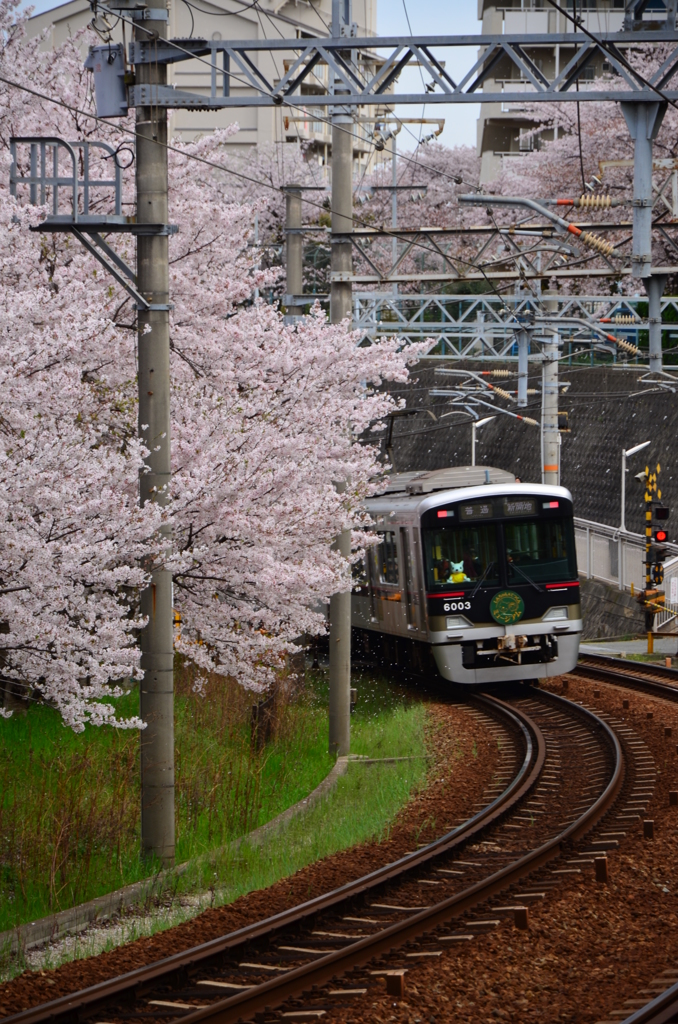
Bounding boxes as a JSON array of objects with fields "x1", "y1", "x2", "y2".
[
  {"x1": 472, "y1": 416, "x2": 496, "y2": 467},
  {"x1": 621, "y1": 441, "x2": 651, "y2": 531}
]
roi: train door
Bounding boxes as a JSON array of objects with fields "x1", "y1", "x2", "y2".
[
  {"x1": 412, "y1": 527, "x2": 428, "y2": 635},
  {"x1": 400, "y1": 527, "x2": 418, "y2": 630},
  {"x1": 366, "y1": 544, "x2": 378, "y2": 622}
]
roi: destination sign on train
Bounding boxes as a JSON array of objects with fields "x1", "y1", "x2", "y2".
[{"x1": 503, "y1": 498, "x2": 537, "y2": 517}]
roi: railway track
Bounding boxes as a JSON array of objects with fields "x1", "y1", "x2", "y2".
[
  {"x1": 574, "y1": 652, "x2": 678, "y2": 701},
  {"x1": 566, "y1": 654, "x2": 678, "y2": 1024},
  {"x1": 1, "y1": 688, "x2": 627, "y2": 1024}
]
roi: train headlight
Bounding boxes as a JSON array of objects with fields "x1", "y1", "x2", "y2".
[
  {"x1": 543, "y1": 606, "x2": 568, "y2": 621},
  {"x1": 446, "y1": 615, "x2": 472, "y2": 629}
]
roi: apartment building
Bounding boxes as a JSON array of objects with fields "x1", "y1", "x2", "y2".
[
  {"x1": 477, "y1": 0, "x2": 631, "y2": 182},
  {"x1": 27, "y1": 0, "x2": 377, "y2": 173}
]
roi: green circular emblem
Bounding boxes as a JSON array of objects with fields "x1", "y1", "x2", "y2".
[{"x1": 490, "y1": 590, "x2": 525, "y2": 625}]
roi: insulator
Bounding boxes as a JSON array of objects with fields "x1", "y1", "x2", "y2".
[
  {"x1": 580, "y1": 231, "x2": 616, "y2": 258},
  {"x1": 614, "y1": 336, "x2": 641, "y2": 357},
  {"x1": 614, "y1": 314, "x2": 640, "y2": 324},
  {"x1": 526, "y1": 388, "x2": 538, "y2": 395},
  {"x1": 492, "y1": 386, "x2": 513, "y2": 401},
  {"x1": 575, "y1": 194, "x2": 613, "y2": 209},
  {"x1": 521, "y1": 416, "x2": 539, "y2": 426},
  {"x1": 490, "y1": 369, "x2": 511, "y2": 378}
]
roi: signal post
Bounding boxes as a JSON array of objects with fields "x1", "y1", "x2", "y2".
[{"x1": 641, "y1": 463, "x2": 670, "y2": 652}]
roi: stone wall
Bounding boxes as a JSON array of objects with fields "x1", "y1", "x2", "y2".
[
  {"x1": 386, "y1": 362, "x2": 678, "y2": 536},
  {"x1": 579, "y1": 577, "x2": 646, "y2": 640}
]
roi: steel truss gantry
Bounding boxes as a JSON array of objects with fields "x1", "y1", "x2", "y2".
[
  {"x1": 335, "y1": 220, "x2": 678, "y2": 286},
  {"x1": 118, "y1": 25, "x2": 678, "y2": 110},
  {"x1": 353, "y1": 291, "x2": 678, "y2": 362}
]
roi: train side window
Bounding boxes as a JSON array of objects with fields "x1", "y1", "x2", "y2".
[{"x1": 376, "y1": 531, "x2": 399, "y2": 584}]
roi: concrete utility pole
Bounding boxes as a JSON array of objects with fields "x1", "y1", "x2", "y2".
[
  {"x1": 541, "y1": 294, "x2": 560, "y2": 487},
  {"x1": 284, "y1": 184, "x2": 303, "y2": 317},
  {"x1": 136, "y1": 0, "x2": 175, "y2": 865},
  {"x1": 328, "y1": 0, "x2": 353, "y2": 758}
]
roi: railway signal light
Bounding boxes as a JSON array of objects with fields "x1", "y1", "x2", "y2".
[
  {"x1": 654, "y1": 529, "x2": 669, "y2": 544},
  {"x1": 649, "y1": 542, "x2": 668, "y2": 563},
  {"x1": 656, "y1": 506, "x2": 670, "y2": 521},
  {"x1": 652, "y1": 564, "x2": 665, "y2": 585}
]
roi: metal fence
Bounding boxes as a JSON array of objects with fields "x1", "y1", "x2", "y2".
[{"x1": 575, "y1": 517, "x2": 678, "y2": 631}]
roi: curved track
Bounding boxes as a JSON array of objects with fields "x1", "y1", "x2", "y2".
[
  {"x1": 567, "y1": 655, "x2": 678, "y2": 1024},
  {"x1": 574, "y1": 652, "x2": 678, "y2": 704},
  {"x1": 1, "y1": 690, "x2": 625, "y2": 1024}
]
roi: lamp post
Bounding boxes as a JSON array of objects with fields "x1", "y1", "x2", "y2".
[
  {"x1": 621, "y1": 441, "x2": 651, "y2": 531},
  {"x1": 471, "y1": 416, "x2": 496, "y2": 467}
]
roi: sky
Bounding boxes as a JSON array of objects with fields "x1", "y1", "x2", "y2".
[
  {"x1": 375, "y1": 1, "x2": 481, "y2": 152},
  {"x1": 20, "y1": 0, "x2": 482, "y2": 150}
]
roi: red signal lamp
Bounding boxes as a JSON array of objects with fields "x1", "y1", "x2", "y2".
[{"x1": 655, "y1": 529, "x2": 668, "y2": 543}]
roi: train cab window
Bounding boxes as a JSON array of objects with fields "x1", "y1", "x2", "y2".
[
  {"x1": 423, "y1": 524, "x2": 499, "y2": 589},
  {"x1": 375, "y1": 530, "x2": 399, "y2": 585},
  {"x1": 504, "y1": 517, "x2": 576, "y2": 584}
]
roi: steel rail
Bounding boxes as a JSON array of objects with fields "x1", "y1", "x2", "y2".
[
  {"x1": 617, "y1": 978, "x2": 678, "y2": 1024},
  {"x1": 568, "y1": 653, "x2": 678, "y2": 1024},
  {"x1": 2, "y1": 692, "x2": 623, "y2": 1024},
  {"x1": 573, "y1": 653, "x2": 678, "y2": 701},
  {"x1": 0, "y1": 696, "x2": 537, "y2": 1024},
  {"x1": 143, "y1": 691, "x2": 623, "y2": 1024}
]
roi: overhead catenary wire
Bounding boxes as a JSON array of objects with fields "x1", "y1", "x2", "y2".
[
  {"x1": 95, "y1": 2, "x2": 480, "y2": 193},
  {"x1": 0, "y1": 71, "x2": 512, "y2": 305},
  {"x1": 6, "y1": 10, "x2": 665, "y2": 342}
]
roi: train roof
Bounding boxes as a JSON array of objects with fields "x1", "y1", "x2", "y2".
[
  {"x1": 366, "y1": 469, "x2": 573, "y2": 518},
  {"x1": 381, "y1": 467, "x2": 516, "y2": 495}
]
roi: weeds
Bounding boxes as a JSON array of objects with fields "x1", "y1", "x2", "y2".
[{"x1": 0, "y1": 663, "x2": 425, "y2": 935}]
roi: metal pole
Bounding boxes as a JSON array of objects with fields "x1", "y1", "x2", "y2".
[
  {"x1": 135, "y1": 0, "x2": 175, "y2": 865},
  {"x1": 621, "y1": 447, "x2": 626, "y2": 532},
  {"x1": 285, "y1": 184, "x2": 303, "y2": 317},
  {"x1": 542, "y1": 293, "x2": 559, "y2": 487},
  {"x1": 391, "y1": 135, "x2": 397, "y2": 297},
  {"x1": 517, "y1": 329, "x2": 528, "y2": 407},
  {"x1": 644, "y1": 272, "x2": 667, "y2": 374},
  {"x1": 620, "y1": 101, "x2": 667, "y2": 280},
  {"x1": 471, "y1": 422, "x2": 476, "y2": 466},
  {"x1": 328, "y1": 0, "x2": 352, "y2": 758}
]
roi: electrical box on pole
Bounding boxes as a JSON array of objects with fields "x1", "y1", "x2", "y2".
[{"x1": 84, "y1": 44, "x2": 128, "y2": 117}]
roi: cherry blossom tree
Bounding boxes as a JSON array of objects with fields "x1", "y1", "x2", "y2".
[
  {"x1": 0, "y1": 0, "x2": 423, "y2": 724},
  {"x1": 353, "y1": 142, "x2": 482, "y2": 289}
]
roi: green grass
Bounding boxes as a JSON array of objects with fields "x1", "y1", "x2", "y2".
[
  {"x1": 622, "y1": 652, "x2": 673, "y2": 663},
  {"x1": 0, "y1": 663, "x2": 427, "y2": 938}
]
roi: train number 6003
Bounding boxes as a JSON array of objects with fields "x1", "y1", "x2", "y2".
[{"x1": 443, "y1": 601, "x2": 471, "y2": 611}]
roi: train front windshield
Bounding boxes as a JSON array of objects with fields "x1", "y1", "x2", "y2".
[
  {"x1": 505, "y1": 518, "x2": 576, "y2": 584},
  {"x1": 424, "y1": 512, "x2": 576, "y2": 589},
  {"x1": 424, "y1": 523, "x2": 499, "y2": 588}
]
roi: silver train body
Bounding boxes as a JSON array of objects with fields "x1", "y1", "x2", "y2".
[{"x1": 351, "y1": 467, "x2": 582, "y2": 686}]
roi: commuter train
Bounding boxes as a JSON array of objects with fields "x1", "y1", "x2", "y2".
[{"x1": 352, "y1": 466, "x2": 581, "y2": 686}]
